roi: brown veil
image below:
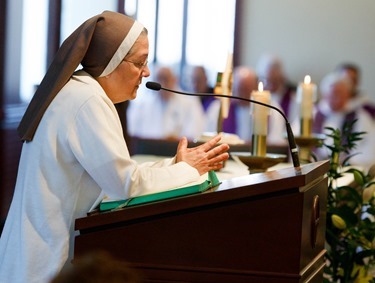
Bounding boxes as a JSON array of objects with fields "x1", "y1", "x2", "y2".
[{"x1": 18, "y1": 11, "x2": 143, "y2": 142}]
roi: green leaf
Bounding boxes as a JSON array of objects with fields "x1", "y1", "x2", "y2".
[
  {"x1": 347, "y1": 168, "x2": 366, "y2": 186},
  {"x1": 324, "y1": 126, "x2": 336, "y2": 132}
]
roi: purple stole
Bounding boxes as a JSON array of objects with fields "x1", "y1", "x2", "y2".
[
  {"x1": 363, "y1": 104, "x2": 375, "y2": 120},
  {"x1": 201, "y1": 96, "x2": 216, "y2": 112},
  {"x1": 313, "y1": 108, "x2": 357, "y2": 155},
  {"x1": 313, "y1": 108, "x2": 357, "y2": 134},
  {"x1": 279, "y1": 85, "x2": 295, "y2": 118},
  {"x1": 200, "y1": 87, "x2": 215, "y2": 112},
  {"x1": 222, "y1": 102, "x2": 237, "y2": 134}
]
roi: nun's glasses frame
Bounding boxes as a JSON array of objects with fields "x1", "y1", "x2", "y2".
[{"x1": 123, "y1": 59, "x2": 148, "y2": 70}]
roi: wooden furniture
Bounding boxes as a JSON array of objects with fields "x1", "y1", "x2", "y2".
[{"x1": 75, "y1": 160, "x2": 329, "y2": 283}]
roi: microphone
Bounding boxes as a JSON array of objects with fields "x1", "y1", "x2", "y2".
[{"x1": 146, "y1": 81, "x2": 301, "y2": 169}]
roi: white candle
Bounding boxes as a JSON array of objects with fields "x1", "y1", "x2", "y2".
[
  {"x1": 297, "y1": 75, "x2": 317, "y2": 119},
  {"x1": 251, "y1": 82, "x2": 271, "y2": 135}
]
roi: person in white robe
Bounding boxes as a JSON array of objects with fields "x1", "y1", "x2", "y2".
[
  {"x1": 256, "y1": 54, "x2": 298, "y2": 126},
  {"x1": 0, "y1": 11, "x2": 229, "y2": 283},
  {"x1": 313, "y1": 72, "x2": 375, "y2": 170},
  {"x1": 336, "y1": 62, "x2": 375, "y2": 119},
  {"x1": 127, "y1": 66, "x2": 205, "y2": 140}
]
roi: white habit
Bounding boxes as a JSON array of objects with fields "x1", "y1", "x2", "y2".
[{"x1": 0, "y1": 71, "x2": 200, "y2": 283}]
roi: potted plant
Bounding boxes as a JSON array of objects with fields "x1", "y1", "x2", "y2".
[{"x1": 316, "y1": 120, "x2": 375, "y2": 282}]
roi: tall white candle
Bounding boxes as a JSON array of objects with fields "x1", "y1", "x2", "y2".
[
  {"x1": 297, "y1": 75, "x2": 317, "y2": 119},
  {"x1": 251, "y1": 82, "x2": 271, "y2": 135}
]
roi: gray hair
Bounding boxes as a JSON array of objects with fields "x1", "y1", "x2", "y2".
[{"x1": 319, "y1": 71, "x2": 353, "y2": 95}]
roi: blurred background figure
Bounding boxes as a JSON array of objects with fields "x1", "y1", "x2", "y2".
[
  {"x1": 50, "y1": 251, "x2": 142, "y2": 283},
  {"x1": 127, "y1": 65, "x2": 205, "y2": 140},
  {"x1": 230, "y1": 66, "x2": 258, "y2": 140},
  {"x1": 256, "y1": 54, "x2": 298, "y2": 124},
  {"x1": 336, "y1": 62, "x2": 375, "y2": 119},
  {"x1": 189, "y1": 65, "x2": 215, "y2": 112},
  {"x1": 231, "y1": 66, "x2": 287, "y2": 145},
  {"x1": 313, "y1": 72, "x2": 375, "y2": 169},
  {"x1": 202, "y1": 66, "x2": 287, "y2": 145}
]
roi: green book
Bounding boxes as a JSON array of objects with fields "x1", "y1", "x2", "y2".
[{"x1": 99, "y1": 170, "x2": 220, "y2": 212}]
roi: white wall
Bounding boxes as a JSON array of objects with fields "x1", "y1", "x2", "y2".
[{"x1": 238, "y1": 0, "x2": 375, "y2": 100}]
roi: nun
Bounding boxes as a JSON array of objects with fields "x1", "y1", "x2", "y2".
[{"x1": 0, "y1": 11, "x2": 229, "y2": 283}]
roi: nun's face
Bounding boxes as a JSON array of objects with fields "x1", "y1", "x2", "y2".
[{"x1": 99, "y1": 34, "x2": 150, "y2": 103}]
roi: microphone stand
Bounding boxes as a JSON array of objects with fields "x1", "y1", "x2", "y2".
[{"x1": 146, "y1": 82, "x2": 301, "y2": 171}]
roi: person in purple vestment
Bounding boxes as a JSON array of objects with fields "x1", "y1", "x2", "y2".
[
  {"x1": 313, "y1": 72, "x2": 375, "y2": 170},
  {"x1": 336, "y1": 62, "x2": 375, "y2": 120},
  {"x1": 203, "y1": 64, "x2": 288, "y2": 143},
  {"x1": 189, "y1": 65, "x2": 215, "y2": 112},
  {"x1": 231, "y1": 66, "x2": 287, "y2": 145},
  {"x1": 229, "y1": 66, "x2": 257, "y2": 141},
  {"x1": 256, "y1": 54, "x2": 298, "y2": 124}
]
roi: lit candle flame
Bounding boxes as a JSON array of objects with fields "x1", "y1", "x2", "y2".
[
  {"x1": 304, "y1": 75, "x2": 311, "y2": 84},
  {"x1": 258, "y1": 81, "x2": 264, "y2": 92}
]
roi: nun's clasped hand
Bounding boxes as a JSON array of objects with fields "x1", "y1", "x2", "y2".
[{"x1": 176, "y1": 134, "x2": 230, "y2": 175}]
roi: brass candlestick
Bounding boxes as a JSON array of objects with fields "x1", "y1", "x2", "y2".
[
  {"x1": 231, "y1": 134, "x2": 286, "y2": 174},
  {"x1": 300, "y1": 117, "x2": 312, "y2": 137},
  {"x1": 294, "y1": 134, "x2": 325, "y2": 163},
  {"x1": 216, "y1": 103, "x2": 223, "y2": 133},
  {"x1": 297, "y1": 115, "x2": 325, "y2": 163},
  {"x1": 252, "y1": 134, "x2": 267, "y2": 156},
  {"x1": 231, "y1": 151, "x2": 287, "y2": 174}
]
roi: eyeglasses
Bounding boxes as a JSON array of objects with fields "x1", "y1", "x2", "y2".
[{"x1": 123, "y1": 59, "x2": 148, "y2": 70}]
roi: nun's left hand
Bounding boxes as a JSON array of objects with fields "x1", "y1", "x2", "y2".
[{"x1": 176, "y1": 134, "x2": 229, "y2": 175}]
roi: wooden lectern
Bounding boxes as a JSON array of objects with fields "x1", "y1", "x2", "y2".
[{"x1": 75, "y1": 160, "x2": 329, "y2": 283}]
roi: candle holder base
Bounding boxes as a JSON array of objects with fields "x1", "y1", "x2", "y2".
[
  {"x1": 230, "y1": 152, "x2": 287, "y2": 174},
  {"x1": 294, "y1": 134, "x2": 325, "y2": 163}
]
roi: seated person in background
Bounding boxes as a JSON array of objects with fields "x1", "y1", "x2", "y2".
[
  {"x1": 206, "y1": 66, "x2": 258, "y2": 138},
  {"x1": 189, "y1": 65, "x2": 215, "y2": 112},
  {"x1": 231, "y1": 66, "x2": 287, "y2": 145},
  {"x1": 336, "y1": 62, "x2": 375, "y2": 119},
  {"x1": 313, "y1": 72, "x2": 375, "y2": 169},
  {"x1": 229, "y1": 66, "x2": 258, "y2": 140},
  {"x1": 127, "y1": 65, "x2": 205, "y2": 140},
  {"x1": 256, "y1": 54, "x2": 298, "y2": 124},
  {"x1": 203, "y1": 66, "x2": 287, "y2": 145}
]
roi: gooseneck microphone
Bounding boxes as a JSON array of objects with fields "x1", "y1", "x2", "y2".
[{"x1": 146, "y1": 81, "x2": 301, "y2": 169}]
